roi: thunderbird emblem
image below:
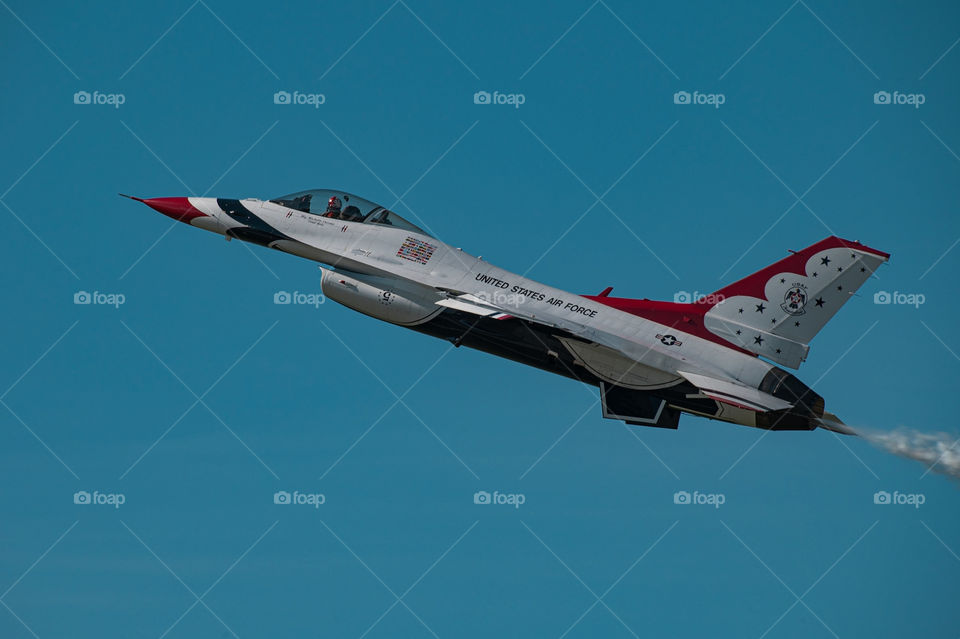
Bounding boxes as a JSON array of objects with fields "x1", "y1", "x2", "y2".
[{"x1": 781, "y1": 283, "x2": 808, "y2": 316}]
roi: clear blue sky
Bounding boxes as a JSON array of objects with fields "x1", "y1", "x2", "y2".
[{"x1": 1, "y1": 1, "x2": 959, "y2": 636}]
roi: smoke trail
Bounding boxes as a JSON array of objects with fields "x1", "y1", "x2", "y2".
[{"x1": 855, "y1": 427, "x2": 960, "y2": 480}]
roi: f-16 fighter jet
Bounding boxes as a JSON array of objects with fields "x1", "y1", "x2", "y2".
[{"x1": 123, "y1": 189, "x2": 887, "y2": 434}]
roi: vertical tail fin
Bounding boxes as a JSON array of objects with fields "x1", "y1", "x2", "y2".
[{"x1": 697, "y1": 236, "x2": 889, "y2": 368}]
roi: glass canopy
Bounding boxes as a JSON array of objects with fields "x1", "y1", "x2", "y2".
[{"x1": 270, "y1": 189, "x2": 430, "y2": 236}]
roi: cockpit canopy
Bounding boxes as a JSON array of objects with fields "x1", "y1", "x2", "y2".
[{"x1": 269, "y1": 189, "x2": 430, "y2": 237}]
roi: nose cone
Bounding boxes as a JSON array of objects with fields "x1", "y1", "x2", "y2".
[{"x1": 121, "y1": 194, "x2": 207, "y2": 224}]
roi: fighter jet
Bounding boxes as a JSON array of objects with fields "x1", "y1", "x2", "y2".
[{"x1": 123, "y1": 189, "x2": 888, "y2": 435}]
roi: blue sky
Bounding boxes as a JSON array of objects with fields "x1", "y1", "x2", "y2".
[{"x1": 1, "y1": 0, "x2": 959, "y2": 636}]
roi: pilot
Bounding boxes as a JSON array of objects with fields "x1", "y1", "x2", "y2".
[{"x1": 323, "y1": 196, "x2": 343, "y2": 218}]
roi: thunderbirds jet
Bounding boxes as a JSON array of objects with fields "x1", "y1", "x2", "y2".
[{"x1": 123, "y1": 189, "x2": 888, "y2": 434}]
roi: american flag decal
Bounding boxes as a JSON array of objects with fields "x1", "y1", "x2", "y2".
[{"x1": 396, "y1": 236, "x2": 436, "y2": 265}]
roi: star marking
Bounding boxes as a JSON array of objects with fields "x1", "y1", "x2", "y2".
[
  {"x1": 815, "y1": 297, "x2": 825, "y2": 307},
  {"x1": 776, "y1": 348, "x2": 782, "y2": 354},
  {"x1": 837, "y1": 266, "x2": 842, "y2": 272},
  {"x1": 821, "y1": 256, "x2": 831, "y2": 266},
  {"x1": 812, "y1": 272, "x2": 818, "y2": 277},
  {"x1": 736, "y1": 329, "x2": 742, "y2": 335},
  {"x1": 738, "y1": 308, "x2": 743, "y2": 314},
  {"x1": 754, "y1": 335, "x2": 764, "y2": 345},
  {"x1": 780, "y1": 278, "x2": 786, "y2": 283},
  {"x1": 860, "y1": 267, "x2": 866, "y2": 272},
  {"x1": 794, "y1": 321, "x2": 800, "y2": 327},
  {"x1": 771, "y1": 318, "x2": 776, "y2": 324},
  {"x1": 837, "y1": 285, "x2": 843, "y2": 291},
  {"x1": 755, "y1": 303, "x2": 765, "y2": 313}
]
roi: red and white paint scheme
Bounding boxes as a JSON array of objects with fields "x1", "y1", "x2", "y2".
[{"x1": 124, "y1": 189, "x2": 889, "y2": 433}]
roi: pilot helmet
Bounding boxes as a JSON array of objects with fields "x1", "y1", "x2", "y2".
[{"x1": 327, "y1": 196, "x2": 342, "y2": 212}]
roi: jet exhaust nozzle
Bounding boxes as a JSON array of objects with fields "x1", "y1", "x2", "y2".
[{"x1": 818, "y1": 412, "x2": 858, "y2": 436}]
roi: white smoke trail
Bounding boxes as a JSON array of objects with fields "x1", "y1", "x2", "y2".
[{"x1": 855, "y1": 427, "x2": 960, "y2": 480}]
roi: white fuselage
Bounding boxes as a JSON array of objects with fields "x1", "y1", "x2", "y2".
[{"x1": 189, "y1": 197, "x2": 778, "y2": 393}]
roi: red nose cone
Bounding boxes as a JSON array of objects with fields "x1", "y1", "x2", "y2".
[
  {"x1": 142, "y1": 197, "x2": 207, "y2": 223},
  {"x1": 120, "y1": 194, "x2": 207, "y2": 223}
]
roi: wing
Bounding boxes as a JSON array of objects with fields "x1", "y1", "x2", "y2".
[{"x1": 436, "y1": 292, "x2": 573, "y2": 331}]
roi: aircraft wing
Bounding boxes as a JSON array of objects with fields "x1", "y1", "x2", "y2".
[
  {"x1": 435, "y1": 292, "x2": 639, "y2": 351},
  {"x1": 436, "y1": 293, "x2": 566, "y2": 328},
  {"x1": 438, "y1": 293, "x2": 795, "y2": 414},
  {"x1": 435, "y1": 293, "x2": 517, "y2": 321}
]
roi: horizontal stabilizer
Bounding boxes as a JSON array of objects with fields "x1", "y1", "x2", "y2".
[{"x1": 678, "y1": 371, "x2": 793, "y2": 412}]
